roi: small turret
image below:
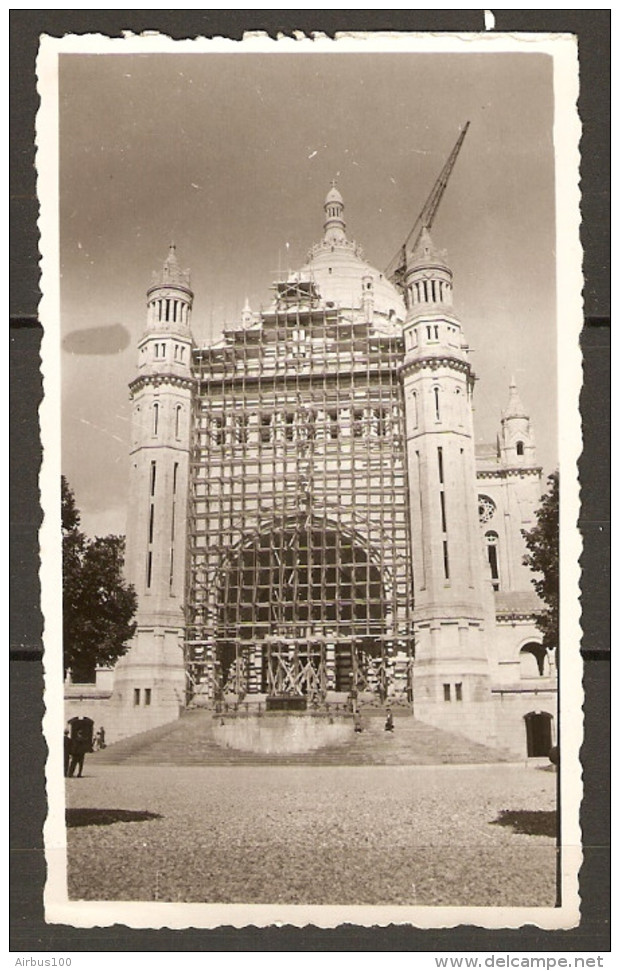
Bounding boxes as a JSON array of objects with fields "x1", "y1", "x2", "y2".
[
  {"x1": 138, "y1": 246, "x2": 194, "y2": 380},
  {"x1": 405, "y1": 228, "x2": 454, "y2": 312},
  {"x1": 145, "y1": 244, "x2": 193, "y2": 335},
  {"x1": 241, "y1": 297, "x2": 253, "y2": 328},
  {"x1": 323, "y1": 181, "x2": 347, "y2": 246},
  {"x1": 361, "y1": 271, "x2": 374, "y2": 321},
  {"x1": 498, "y1": 379, "x2": 537, "y2": 467}
]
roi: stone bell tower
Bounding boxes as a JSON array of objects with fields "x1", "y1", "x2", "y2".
[
  {"x1": 401, "y1": 229, "x2": 497, "y2": 744},
  {"x1": 111, "y1": 245, "x2": 195, "y2": 739}
]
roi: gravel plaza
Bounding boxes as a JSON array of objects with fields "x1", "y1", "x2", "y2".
[{"x1": 65, "y1": 762, "x2": 557, "y2": 908}]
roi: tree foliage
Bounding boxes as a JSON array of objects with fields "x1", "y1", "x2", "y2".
[
  {"x1": 62, "y1": 476, "x2": 137, "y2": 680},
  {"x1": 522, "y1": 470, "x2": 559, "y2": 652}
]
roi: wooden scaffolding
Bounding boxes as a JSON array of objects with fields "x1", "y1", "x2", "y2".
[{"x1": 185, "y1": 292, "x2": 414, "y2": 708}]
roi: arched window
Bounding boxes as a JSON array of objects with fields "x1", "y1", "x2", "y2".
[
  {"x1": 433, "y1": 386, "x2": 441, "y2": 422},
  {"x1": 175, "y1": 404, "x2": 182, "y2": 439},
  {"x1": 485, "y1": 530, "x2": 500, "y2": 590},
  {"x1": 519, "y1": 643, "x2": 548, "y2": 678},
  {"x1": 152, "y1": 402, "x2": 159, "y2": 436},
  {"x1": 516, "y1": 440, "x2": 525, "y2": 456}
]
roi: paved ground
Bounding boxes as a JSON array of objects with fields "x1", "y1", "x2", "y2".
[{"x1": 65, "y1": 763, "x2": 557, "y2": 907}]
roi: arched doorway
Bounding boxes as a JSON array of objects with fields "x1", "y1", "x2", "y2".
[
  {"x1": 524, "y1": 711, "x2": 553, "y2": 757},
  {"x1": 216, "y1": 518, "x2": 388, "y2": 699}
]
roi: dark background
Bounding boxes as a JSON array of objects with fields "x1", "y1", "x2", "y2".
[{"x1": 10, "y1": 9, "x2": 610, "y2": 953}]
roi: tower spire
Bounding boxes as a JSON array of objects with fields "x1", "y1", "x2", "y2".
[
  {"x1": 502, "y1": 377, "x2": 528, "y2": 420},
  {"x1": 499, "y1": 378, "x2": 537, "y2": 466}
]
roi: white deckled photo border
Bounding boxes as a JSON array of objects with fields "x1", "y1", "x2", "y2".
[{"x1": 37, "y1": 30, "x2": 583, "y2": 931}]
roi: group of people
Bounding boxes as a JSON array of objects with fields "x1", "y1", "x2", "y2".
[
  {"x1": 64, "y1": 718, "x2": 105, "y2": 778},
  {"x1": 353, "y1": 708, "x2": 394, "y2": 734}
]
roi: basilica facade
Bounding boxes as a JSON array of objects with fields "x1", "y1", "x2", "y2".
[{"x1": 66, "y1": 184, "x2": 557, "y2": 758}]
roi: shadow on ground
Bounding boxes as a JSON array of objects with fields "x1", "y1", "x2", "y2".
[
  {"x1": 490, "y1": 809, "x2": 557, "y2": 838},
  {"x1": 66, "y1": 808, "x2": 162, "y2": 829}
]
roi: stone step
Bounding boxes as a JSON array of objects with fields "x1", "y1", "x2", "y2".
[{"x1": 92, "y1": 709, "x2": 515, "y2": 767}]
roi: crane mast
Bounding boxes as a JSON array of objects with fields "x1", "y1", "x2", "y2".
[{"x1": 386, "y1": 122, "x2": 470, "y2": 298}]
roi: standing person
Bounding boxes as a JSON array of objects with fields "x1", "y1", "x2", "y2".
[
  {"x1": 354, "y1": 709, "x2": 363, "y2": 734},
  {"x1": 94, "y1": 726, "x2": 106, "y2": 751},
  {"x1": 63, "y1": 729, "x2": 71, "y2": 777},
  {"x1": 68, "y1": 716, "x2": 94, "y2": 778},
  {"x1": 384, "y1": 708, "x2": 394, "y2": 732}
]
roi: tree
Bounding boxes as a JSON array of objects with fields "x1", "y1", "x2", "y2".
[
  {"x1": 522, "y1": 470, "x2": 559, "y2": 653},
  {"x1": 62, "y1": 476, "x2": 137, "y2": 681}
]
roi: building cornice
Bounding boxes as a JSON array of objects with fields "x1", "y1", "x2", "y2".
[
  {"x1": 495, "y1": 610, "x2": 542, "y2": 623},
  {"x1": 400, "y1": 356, "x2": 474, "y2": 380},
  {"x1": 477, "y1": 466, "x2": 543, "y2": 480},
  {"x1": 129, "y1": 373, "x2": 196, "y2": 397}
]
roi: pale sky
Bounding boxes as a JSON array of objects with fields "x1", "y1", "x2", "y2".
[{"x1": 59, "y1": 48, "x2": 558, "y2": 537}]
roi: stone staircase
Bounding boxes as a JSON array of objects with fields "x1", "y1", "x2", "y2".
[{"x1": 92, "y1": 708, "x2": 516, "y2": 767}]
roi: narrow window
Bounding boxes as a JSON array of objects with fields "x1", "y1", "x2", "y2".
[
  {"x1": 440, "y1": 491, "x2": 447, "y2": 532},
  {"x1": 426, "y1": 325, "x2": 432, "y2": 340},
  {"x1": 172, "y1": 462, "x2": 178, "y2": 495},
  {"x1": 150, "y1": 461, "x2": 156, "y2": 496},
  {"x1": 146, "y1": 551, "x2": 153, "y2": 589},
  {"x1": 175, "y1": 404, "x2": 182, "y2": 438},
  {"x1": 443, "y1": 540, "x2": 450, "y2": 580},
  {"x1": 434, "y1": 324, "x2": 439, "y2": 340},
  {"x1": 148, "y1": 503, "x2": 155, "y2": 544},
  {"x1": 443, "y1": 683, "x2": 451, "y2": 702},
  {"x1": 180, "y1": 346, "x2": 185, "y2": 361},
  {"x1": 411, "y1": 391, "x2": 418, "y2": 428},
  {"x1": 434, "y1": 387, "x2": 441, "y2": 421},
  {"x1": 455, "y1": 683, "x2": 463, "y2": 701},
  {"x1": 516, "y1": 440, "x2": 524, "y2": 456},
  {"x1": 153, "y1": 402, "x2": 159, "y2": 436},
  {"x1": 134, "y1": 688, "x2": 141, "y2": 706},
  {"x1": 165, "y1": 299, "x2": 170, "y2": 322},
  {"x1": 144, "y1": 688, "x2": 152, "y2": 706},
  {"x1": 173, "y1": 301, "x2": 178, "y2": 323},
  {"x1": 486, "y1": 531, "x2": 500, "y2": 591},
  {"x1": 169, "y1": 549, "x2": 174, "y2": 590}
]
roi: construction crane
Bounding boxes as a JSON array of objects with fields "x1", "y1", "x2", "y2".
[{"x1": 385, "y1": 122, "x2": 470, "y2": 297}]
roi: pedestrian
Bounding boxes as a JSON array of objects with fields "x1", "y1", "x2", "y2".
[
  {"x1": 384, "y1": 708, "x2": 394, "y2": 732},
  {"x1": 354, "y1": 710, "x2": 363, "y2": 733},
  {"x1": 68, "y1": 716, "x2": 94, "y2": 778},
  {"x1": 94, "y1": 726, "x2": 106, "y2": 751},
  {"x1": 63, "y1": 729, "x2": 71, "y2": 777}
]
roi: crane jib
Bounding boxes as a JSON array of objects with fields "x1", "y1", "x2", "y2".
[{"x1": 386, "y1": 122, "x2": 470, "y2": 288}]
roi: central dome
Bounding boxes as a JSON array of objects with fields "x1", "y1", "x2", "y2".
[{"x1": 294, "y1": 184, "x2": 407, "y2": 326}]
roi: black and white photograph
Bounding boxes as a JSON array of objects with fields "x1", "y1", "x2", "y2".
[{"x1": 38, "y1": 30, "x2": 583, "y2": 929}]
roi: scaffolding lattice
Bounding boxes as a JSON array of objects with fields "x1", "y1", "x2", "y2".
[{"x1": 185, "y1": 302, "x2": 414, "y2": 708}]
